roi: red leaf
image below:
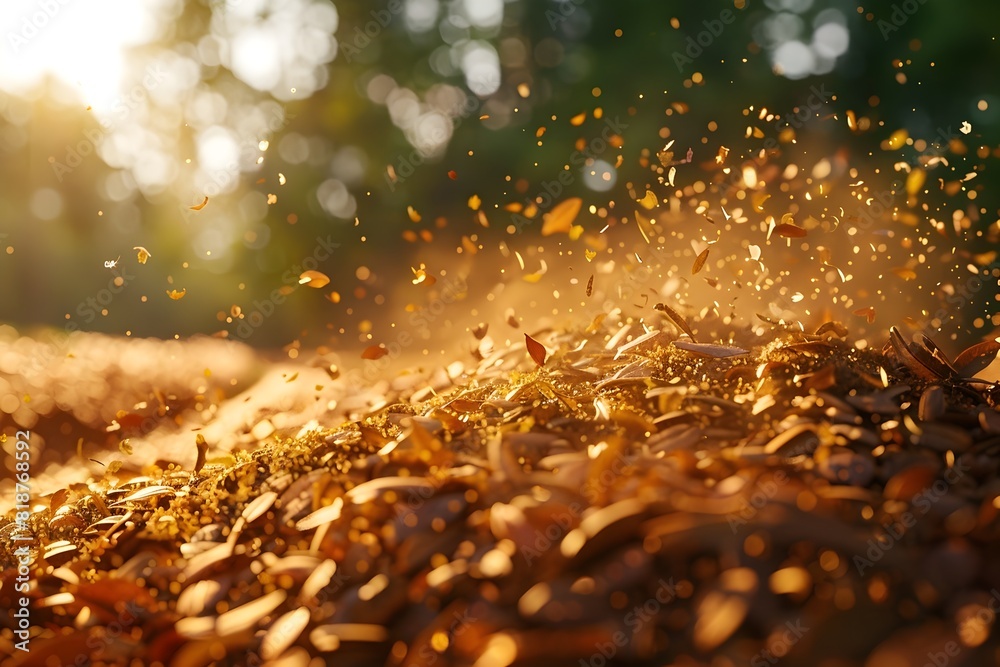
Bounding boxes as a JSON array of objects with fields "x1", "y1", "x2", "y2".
[{"x1": 524, "y1": 333, "x2": 547, "y2": 367}]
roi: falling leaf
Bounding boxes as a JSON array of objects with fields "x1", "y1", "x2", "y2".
[
  {"x1": 586, "y1": 274, "x2": 594, "y2": 296},
  {"x1": 407, "y1": 206, "x2": 421, "y2": 222},
  {"x1": 284, "y1": 372, "x2": 299, "y2": 383},
  {"x1": 278, "y1": 173, "x2": 286, "y2": 185},
  {"x1": 751, "y1": 191, "x2": 770, "y2": 212},
  {"x1": 525, "y1": 333, "x2": 547, "y2": 367},
  {"x1": 906, "y1": 168, "x2": 926, "y2": 196},
  {"x1": 852, "y1": 306, "x2": 876, "y2": 324},
  {"x1": 267, "y1": 193, "x2": 277, "y2": 205},
  {"x1": 468, "y1": 194, "x2": 481, "y2": 211},
  {"x1": 472, "y1": 323, "x2": 488, "y2": 339},
  {"x1": 167, "y1": 288, "x2": 187, "y2": 300},
  {"x1": 569, "y1": 112, "x2": 587, "y2": 126},
  {"x1": 107, "y1": 460, "x2": 123, "y2": 474},
  {"x1": 960, "y1": 121, "x2": 972, "y2": 135},
  {"x1": 892, "y1": 267, "x2": 918, "y2": 281},
  {"x1": 411, "y1": 266, "x2": 437, "y2": 286},
  {"x1": 715, "y1": 146, "x2": 730, "y2": 164},
  {"x1": 119, "y1": 439, "x2": 133, "y2": 456},
  {"x1": 887, "y1": 128, "x2": 909, "y2": 150},
  {"x1": 189, "y1": 196, "x2": 209, "y2": 211},
  {"x1": 448, "y1": 170, "x2": 458, "y2": 180},
  {"x1": 637, "y1": 190, "x2": 658, "y2": 209},
  {"x1": 585, "y1": 249, "x2": 597, "y2": 262},
  {"x1": 774, "y1": 223, "x2": 807, "y2": 238},
  {"x1": 298, "y1": 270, "x2": 331, "y2": 288},
  {"x1": 692, "y1": 248, "x2": 710, "y2": 275},
  {"x1": 654, "y1": 302, "x2": 696, "y2": 341},
  {"x1": 361, "y1": 345, "x2": 388, "y2": 360},
  {"x1": 668, "y1": 166, "x2": 676, "y2": 187},
  {"x1": 505, "y1": 308, "x2": 519, "y2": 328},
  {"x1": 541, "y1": 197, "x2": 583, "y2": 236},
  {"x1": 133, "y1": 246, "x2": 151, "y2": 264}
]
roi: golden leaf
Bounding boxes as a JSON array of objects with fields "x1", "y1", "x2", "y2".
[
  {"x1": 189, "y1": 196, "x2": 209, "y2": 211},
  {"x1": 541, "y1": 197, "x2": 583, "y2": 236},
  {"x1": 166, "y1": 288, "x2": 187, "y2": 300},
  {"x1": 298, "y1": 270, "x2": 331, "y2": 288},
  {"x1": 361, "y1": 345, "x2": 388, "y2": 360},
  {"x1": 133, "y1": 246, "x2": 151, "y2": 264}
]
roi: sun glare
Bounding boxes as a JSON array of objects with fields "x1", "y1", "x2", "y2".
[{"x1": 0, "y1": 0, "x2": 157, "y2": 113}]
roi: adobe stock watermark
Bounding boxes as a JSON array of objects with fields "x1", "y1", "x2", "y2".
[
  {"x1": 10, "y1": 430, "x2": 33, "y2": 653},
  {"x1": 7, "y1": 0, "x2": 72, "y2": 54},
  {"x1": 509, "y1": 114, "x2": 628, "y2": 234},
  {"x1": 854, "y1": 460, "x2": 969, "y2": 575},
  {"x1": 578, "y1": 577, "x2": 678, "y2": 667},
  {"x1": 339, "y1": 1, "x2": 405, "y2": 63},
  {"x1": 875, "y1": 0, "x2": 930, "y2": 40},
  {"x1": 385, "y1": 77, "x2": 499, "y2": 192},
  {"x1": 51, "y1": 63, "x2": 168, "y2": 182},
  {"x1": 181, "y1": 106, "x2": 293, "y2": 218},
  {"x1": 232, "y1": 235, "x2": 341, "y2": 342},
  {"x1": 341, "y1": 273, "x2": 469, "y2": 385},
  {"x1": 672, "y1": 3, "x2": 751, "y2": 73},
  {"x1": 749, "y1": 618, "x2": 810, "y2": 666}
]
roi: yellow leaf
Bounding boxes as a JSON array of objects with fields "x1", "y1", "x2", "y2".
[
  {"x1": 407, "y1": 206, "x2": 421, "y2": 222},
  {"x1": 299, "y1": 270, "x2": 331, "y2": 288},
  {"x1": 468, "y1": 194, "x2": 481, "y2": 211},
  {"x1": 541, "y1": 197, "x2": 583, "y2": 236},
  {"x1": 189, "y1": 196, "x2": 209, "y2": 211},
  {"x1": 167, "y1": 288, "x2": 186, "y2": 300},
  {"x1": 267, "y1": 193, "x2": 277, "y2": 204},
  {"x1": 906, "y1": 168, "x2": 926, "y2": 196},
  {"x1": 569, "y1": 112, "x2": 586, "y2": 126},
  {"x1": 637, "y1": 190, "x2": 658, "y2": 209},
  {"x1": 133, "y1": 246, "x2": 151, "y2": 264},
  {"x1": 887, "y1": 129, "x2": 908, "y2": 150},
  {"x1": 585, "y1": 249, "x2": 597, "y2": 262}
]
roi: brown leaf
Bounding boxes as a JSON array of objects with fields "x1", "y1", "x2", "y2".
[
  {"x1": 654, "y1": 302, "x2": 696, "y2": 341},
  {"x1": 541, "y1": 197, "x2": 583, "y2": 236},
  {"x1": 189, "y1": 196, "x2": 209, "y2": 211},
  {"x1": 525, "y1": 333, "x2": 547, "y2": 367},
  {"x1": 954, "y1": 339, "x2": 1000, "y2": 377},
  {"x1": 361, "y1": 345, "x2": 388, "y2": 360},
  {"x1": 692, "y1": 248, "x2": 710, "y2": 275},
  {"x1": 774, "y1": 223, "x2": 807, "y2": 238}
]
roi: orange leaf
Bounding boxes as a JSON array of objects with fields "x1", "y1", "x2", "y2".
[
  {"x1": 189, "y1": 196, "x2": 209, "y2": 211},
  {"x1": 361, "y1": 345, "x2": 388, "y2": 360},
  {"x1": 774, "y1": 223, "x2": 807, "y2": 238},
  {"x1": 298, "y1": 270, "x2": 331, "y2": 288},
  {"x1": 525, "y1": 333, "x2": 547, "y2": 367},
  {"x1": 692, "y1": 248, "x2": 710, "y2": 275},
  {"x1": 166, "y1": 288, "x2": 186, "y2": 300},
  {"x1": 541, "y1": 197, "x2": 582, "y2": 236}
]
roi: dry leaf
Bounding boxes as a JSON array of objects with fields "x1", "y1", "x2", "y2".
[
  {"x1": 298, "y1": 270, "x2": 331, "y2": 288},
  {"x1": 541, "y1": 197, "x2": 583, "y2": 236},
  {"x1": 189, "y1": 196, "x2": 209, "y2": 211},
  {"x1": 586, "y1": 275, "x2": 594, "y2": 297},
  {"x1": 953, "y1": 340, "x2": 1000, "y2": 377},
  {"x1": 119, "y1": 439, "x2": 132, "y2": 455},
  {"x1": 133, "y1": 246, "x2": 151, "y2": 264},
  {"x1": 407, "y1": 206, "x2": 421, "y2": 222},
  {"x1": 692, "y1": 248, "x2": 710, "y2": 275},
  {"x1": 525, "y1": 333, "x2": 547, "y2": 367},
  {"x1": 267, "y1": 193, "x2": 277, "y2": 205},
  {"x1": 774, "y1": 223, "x2": 807, "y2": 238},
  {"x1": 167, "y1": 289, "x2": 187, "y2": 300},
  {"x1": 637, "y1": 190, "x2": 658, "y2": 209},
  {"x1": 654, "y1": 302, "x2": 696, "y2": 341},
  {"x1": 361, "y1": 345, "x2": 388, "y2": 360}
]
